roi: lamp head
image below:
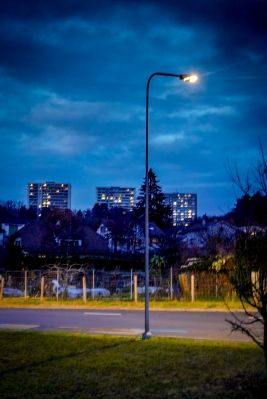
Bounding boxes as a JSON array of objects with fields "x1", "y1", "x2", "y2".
[{"x1": 180, "y1": 74, "x2": 198, "y2": 83}]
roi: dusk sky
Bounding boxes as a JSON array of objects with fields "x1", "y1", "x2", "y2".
[{"x1": 1, "y1": 0, "x2": 267, "y2": 216}]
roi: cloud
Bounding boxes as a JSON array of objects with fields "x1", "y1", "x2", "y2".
[
  {"x1": 18, "y1": 126, "x2": 96, "y2": 155},
  {"x1": 168, "y1": 105, "x2": 235, "y2": 119},
  {"x1": 0, "y1": 0, "x2": 266, "y2": 215},
  {"x1": 26, "y1": 93, "x2": 142, "y2": 125}
]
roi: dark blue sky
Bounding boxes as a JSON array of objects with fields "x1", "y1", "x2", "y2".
[{"x1": 1, "y1": 0, "x2": 267, "y2": 215}]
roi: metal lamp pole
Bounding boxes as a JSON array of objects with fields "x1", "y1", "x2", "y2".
[{"x1": 142, "y1": 72, "x2": 198, "y2": 339}]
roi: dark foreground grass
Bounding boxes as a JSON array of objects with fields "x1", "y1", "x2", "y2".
[{"x1": 0, "y1": 331, "x2": 266, "y2": 399}]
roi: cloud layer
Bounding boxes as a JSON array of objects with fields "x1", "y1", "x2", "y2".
[{"x1": 0, "y1": 0, "x2": 267, "y2": 215}]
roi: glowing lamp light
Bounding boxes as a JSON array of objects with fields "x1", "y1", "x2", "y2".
[{"x1": 180, "y1": 74, "x2": 198, "y2": 83}]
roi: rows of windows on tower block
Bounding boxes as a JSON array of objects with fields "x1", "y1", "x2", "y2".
[
  {"x1": 27, "y1": 183, "x2": 197, "y2": 227},
  {"x1": 28, "y1": 182, "x2": 71, "y2": 214},
  {"x1": 164, "y1": 193, "x2": 197, "y2": 227},
  {"x1": 96, "y1": 187, "x2": 135, "y2": 212}
]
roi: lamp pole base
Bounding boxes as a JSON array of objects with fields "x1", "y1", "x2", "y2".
[{"x1": 142, "y1": 331, "x2": 152, "y2": 340}]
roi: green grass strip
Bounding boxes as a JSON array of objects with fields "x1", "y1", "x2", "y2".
[{"x1": 0, "y1": 331, "x2": 266, "y2": 398}]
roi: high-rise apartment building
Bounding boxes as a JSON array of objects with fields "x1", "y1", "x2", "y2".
[
  {"x1": 164, "y1": 193, "x2": 197, "y2": 227},
  {"x1": 96, "y1": 187, "x2": 135, "y2": 211},
  {"x1": 28, "y1": 182, "x2": 71, "y2": 212}
]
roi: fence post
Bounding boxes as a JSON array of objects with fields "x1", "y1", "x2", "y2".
[
  {"x1": 170, "y1": 267, "x2": 173, "y2": 301},
  {"x1": 130, "y1": 269, "x2": 133, "y2": 300},
  {"x1": 134, "y1": 274, "x2": 138, "y2": 303},
  {"x1": 40, "y1": 276, "x2": 44, "y2": 301},
  {"x1": 215, "y1": 273, "x2": 218, "y2": 299},
  {"x1": 92, "y1": 269, "x2": 95, "y2": 300},
  {"x1": 251, "y1": 271, "x2": 259, "y2": 303},
  {"x1": 83, "y1": 275, "x2": 87, "y2": 304},
  {"x1": 0, "y1": 278, "x2": 4, "y2": 300},
  {"x1": 191, "y1": 273, "x2": 195, "y2": 302},
  {"x1": 24, "y1": 270, "x2": 28, "y2": 299},
  {"x1": 56, "y1": 268, "x2": 59, "y2": 301}
]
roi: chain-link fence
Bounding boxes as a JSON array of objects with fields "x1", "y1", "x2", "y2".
[
  {"x1": 179, "y1": 271, "x2": 234, "y2": 301},
  {"x1": 0, "y1": 268, "x2": 234, "y2": 301}
]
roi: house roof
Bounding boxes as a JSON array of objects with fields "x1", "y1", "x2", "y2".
[
  {"x1": 12, "y1": 221, "x2": 108, "y2": 255},
  {"x1": 148, "y1": 222, "x2": 165, "y2": 238}
]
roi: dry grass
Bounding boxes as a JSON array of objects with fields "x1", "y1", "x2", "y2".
[{"x1": 0, "y1": 296, "x2": 247, "y2": 311}]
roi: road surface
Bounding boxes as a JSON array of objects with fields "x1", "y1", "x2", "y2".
[{"x1": 0, "y1": 308, "x2": 257, "y2": 342}]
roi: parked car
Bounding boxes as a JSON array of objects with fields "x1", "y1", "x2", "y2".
[
  {"x1": 51, "y1": 280, "x2": 110, "y2": 298},
  {"x1": 3, "y1": 287, "x2": 23, "y2": 297}
]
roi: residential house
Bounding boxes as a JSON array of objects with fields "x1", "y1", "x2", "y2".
[
  {"x1": 11, "y1": 221, "x2": 109, "y2": 257},
  {"x1": 0, "y1": 222, "x2": 25, "y2": 247}
]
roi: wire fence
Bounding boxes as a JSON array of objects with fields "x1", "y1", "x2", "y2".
[{"x1": 0, "y1": 267, "x2": 234, "y2": 302}]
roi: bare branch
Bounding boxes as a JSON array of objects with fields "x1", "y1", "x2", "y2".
[
  {"x1": 256, "y1": 139, "x2": 267, "y2": 195},
  {"x1": 226, "y1": 159, "x2": 252, "y2": 195},
  {"x1": 226, "y1": 317, "x2": 263, "y2": 349}
]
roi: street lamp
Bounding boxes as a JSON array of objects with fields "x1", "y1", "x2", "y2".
[{"x1": 142, "y1": 72, "x2": 198, "y2": 340}]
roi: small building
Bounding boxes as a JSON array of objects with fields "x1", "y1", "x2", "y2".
[
  {"x1": 0, "y1": 222, "x2": 25, "y2": 247},
  {"x1": 96, "y1": 221, "x2": 165, "y2": 254}
]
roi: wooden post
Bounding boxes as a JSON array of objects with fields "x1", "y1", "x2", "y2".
[
  {"x1": 40, "y1": 276, "x2": 44, "y2": 302},
  {"x1": 24, "y1": 270, "x2": 28, "y2": 299},
  {"x1": 134, "y1": 274, "x2": 138, "y2": 303},
  {"x1": 82, "y1": 275, "x2": 87, "y2": 304},
  {"x1": 251, "y1": 271, "x2": 259, "y2": 303},
  {"x1": 56, "y1": 268, "x2": 59, "y2": 301},
  {"x1": 191, "y1": 273, "x2": 195, "y2": 302},
  {"x1": 130, "y1": 269, "x2": 133, "y2": 300},
  {"x1": 0, "y1": 278, "x2": 4, "y2": 300},
  {"x1": 170, "y1": 267, "x2": 173, "y2": 301},
  {"x1": 92, "y1": 269, "x2": 95, "y2": 300}
]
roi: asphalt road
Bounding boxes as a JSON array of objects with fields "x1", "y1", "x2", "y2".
[{"x1": 0, "y1": 308, "x2": 256, "y2": 342}]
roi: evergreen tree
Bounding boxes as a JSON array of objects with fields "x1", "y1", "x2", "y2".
[{"x1": 135, "y1": 168, "x2": 171, "y2": 229}]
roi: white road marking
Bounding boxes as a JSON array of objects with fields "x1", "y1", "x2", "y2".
[
  {"x1": 89, "y1": 329, "x2": 143, "y2": 336},
  {"x1": 0, "y1": 323, "x2": 39, "y2": 330},
  {"x1": 84, "y1": 312, "x2": 122, "y2": 316},
  {"x1": 152, "y1": 328, "x2": 187, "y2": 334},
  {"x1": 58, "y1": 327, "x2": 143, "y2": 336}
]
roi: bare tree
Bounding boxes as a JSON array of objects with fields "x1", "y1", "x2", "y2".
[
  {"x1": 225, "y1": 233, "x2": 267, "y2": 367},
  {"x1": 227, "y1": 140, "x2": 267, "y2": 196},
  {"x1": 256, "y1": 140, "x2": 267, "y2": 195},
  {"x1": 223, "y1": 143, "x2": 267, "y2": 367}
]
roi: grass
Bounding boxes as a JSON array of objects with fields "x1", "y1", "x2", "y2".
[
  {"x1": 0, "y1": 331, "x2": 266, "y2": 398},
  {"x1": 0, "y1": 297, "x2": 247, "y2": 311}
]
